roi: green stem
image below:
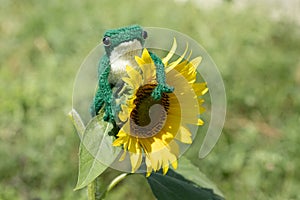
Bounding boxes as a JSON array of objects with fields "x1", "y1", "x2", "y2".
[{"x1": 87, "y1": 181, "x2": 96, "y2": 200}]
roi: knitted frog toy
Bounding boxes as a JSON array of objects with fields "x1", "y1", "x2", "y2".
[{"x1": 90, "y1": 25, "x2": 174, "y2": 122}]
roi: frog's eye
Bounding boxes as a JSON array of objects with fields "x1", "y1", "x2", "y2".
[
  {"x1": 103, "y1": 36, "x2": 111, "y2": 46},
  {"x1": 142, "y1": 30, "x2": 148, "y2": 39}
]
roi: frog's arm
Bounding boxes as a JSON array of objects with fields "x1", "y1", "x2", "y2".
[
  {"x1": 90, "y1": 55, "x2": 114, "y2": 121},
  {"x1": 149, "y1": 51, "x2": 174, "y2": 100}
]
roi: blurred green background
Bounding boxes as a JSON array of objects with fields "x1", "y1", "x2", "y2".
[{"x1": 1, "y1": 0, "x2": 299, "y2": 199}]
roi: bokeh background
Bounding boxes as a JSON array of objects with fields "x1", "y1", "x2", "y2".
[{"x1": 1, "y1": 0, "x2": 299, "y2": 199}]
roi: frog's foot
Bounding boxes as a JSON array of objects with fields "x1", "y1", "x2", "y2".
[
  {"x1": 108, "y1": 121, "x2": 120, "y2": 137},
  {"x1": 90, "y1": 99, "x2": 104, "y2": 117},
  {"x1": 151, "y1": 84, "x2": 174, "y2": 100}
]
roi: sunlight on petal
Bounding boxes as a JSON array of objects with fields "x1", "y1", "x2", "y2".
[
  {"x1": 175, "y1": 126, "x2": 192, "y2": 144},
  {"x1": 166, "y1": 43, "x2": 189, "y2": 73},
  {"x1": 162, "y1": 37, "x2": 177, "y2": 65}
]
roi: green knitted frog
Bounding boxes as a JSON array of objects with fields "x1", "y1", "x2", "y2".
[{"x1": 90, "y1": 25, "x2": 174, "y2": 122}]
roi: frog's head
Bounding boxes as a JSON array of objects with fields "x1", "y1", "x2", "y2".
[{"x1": 102, "y1": 25, "x2": 147, "y2": 57}]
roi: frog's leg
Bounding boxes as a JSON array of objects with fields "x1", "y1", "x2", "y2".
[
  {"x1": 149, "y1": 51, "x2": 174, "y2": 100},
  {"x1": 90, "y1": 87, "x2": 104, "y2": 117},
  {"x1": 90, "y1": 55, "x2": 114, "y2": 122}
]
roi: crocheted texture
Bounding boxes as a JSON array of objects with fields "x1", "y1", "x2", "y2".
[
  {"x1": 90, "y1": 55, "x2": 114, "y2": 122},
  {"x1": 149, "y1": 51, "x2": 174, "y2": 100},
  {"x1": 103, "y1": 25, "x2": 145, "y2": 57},
  {"x1": 91, "y1": 25, "x2": 173, "y2": 124}
]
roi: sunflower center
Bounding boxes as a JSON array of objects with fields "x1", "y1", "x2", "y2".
[{"x1": 129, "y1": 84, "x2": 170, "y2": 138}]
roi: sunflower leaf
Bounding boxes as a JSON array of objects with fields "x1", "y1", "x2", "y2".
[
  {"x1": 176, "y1": 156, "x2": 224, "y2": 197},
  {"x1": 73, "y1": 115, "x2": 121, "y2": 190},
  {"x1": 147, "y1": 169, "x2": 224, "y2": 200}
]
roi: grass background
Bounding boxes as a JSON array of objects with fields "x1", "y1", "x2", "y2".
[{"x1": 1, "y1": 0, "x2": 299, "y2": 199}]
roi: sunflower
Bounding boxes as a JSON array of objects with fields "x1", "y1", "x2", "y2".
[{"x1": 112, "y1": 39, "x2": 208, "y2": 176}]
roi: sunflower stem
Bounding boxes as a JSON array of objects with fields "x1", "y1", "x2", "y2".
[{"x1": 87, "y1": 181, "x2": 96, "y2": 200}]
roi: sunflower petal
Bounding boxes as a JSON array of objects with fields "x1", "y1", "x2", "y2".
[
  {"x1": 162, "y1": 38, "x2": 177, "y2": 65},
  {"x1": 112, "y1": 132, "x2": 127, "y2": 146},
  {"x1": 126, "y1": 65, "x2": 142, "y2": 88},
  {"x1": 111, "y1": 38, "x2": 208, "y2": 176},
  {"x1": 118, "y1": 112, "x2": 128, "y2": 122},
  {"x1": 116, "y1": 129, "x2": 127, "y2": 137},
  {"x1": 171, "y1": 159, "x2": 178, "y2": 170},
  {"x1": 175, "y1": 126, "x2": 192, "y2": 144},
  {"x1": 168, "y1": 152, "x2": 177, "y2": 169},
  {"x1": 199, "y1": 106, "x2": 206, "y2": 114},
  {"x1": 189, "y1": 56, "x2": 202, "y2": 69},
  {"x1": 162, "y1": 160, "x2": 169, "y2": 175},
  {"x1": 168, "y1": 142, "x2": 179, "y2": 157},
  {"x1": 119, "y1": 150, "x2": 127, "y2": 161},
  {"x1": 135, "y1": 56, "x2": 146, "y2": 66},
  {"x1": 161, "y1": 131, "x2": 174, "y2": 144},
  {"x1": 122, "y1": 77, "x2": 134, "y2": 88},
  {"x1": 197, "y1": 118, "x2": 204, "y2": 126},
  {"x1": 145, "y1": 156, "x2": 153, "y2": 177},
  {"x1": 166, "y1": 43, "x2": 188, "y2": 73},
  {"x1": 141, "y1": 48, "x2": 153, "y2": 64},
  {"x1": 192, "y1": 83, "x2": 208, "y2": 96},
  {"x1": 129, "y1": 152, "x2": 142, "y2": 173}
]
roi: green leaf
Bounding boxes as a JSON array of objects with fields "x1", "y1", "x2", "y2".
[
  {"x1": 147, "y1": 169, "x2": 224, "y2": 200},
  {"x1": 73, "y1": 115, "x2": 121, "y2": 190},
  {"x1": 68, "y1": 109, "x2": 86, "y2": 136},
  {"x1": 176, "y1": 157, "x2": 224, "y2": 197}
]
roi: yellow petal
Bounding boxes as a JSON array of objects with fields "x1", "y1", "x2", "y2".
[
  {"x1": 112, "y1": 137, "x2": 125, "y2": 146},
  {"x1": 112, "y1": 129, "x2": 128, "y2": 146},
  {"x1": 146, "y1": 172, "x2": 151, "y2": 177},
  {"x1": 118, "y1": 113, "x2": 127, "y2": 122},
  {"x1": 141, "y1": 48, "x2": 153, "y2": 64},
  {"x1": 171, "y1": 159, "x2": 178, "y2": 170},
  {"x1": 161, "y1": 131, "x2": 174, "y2": 144},
  {"x1": 118, "y1": 105, "x2": 129, "y2": 122},
  {"x1": 166, "y1": 43, "x2": 188, "y2": 73},
  {"x1": 119, "y1": 150, "x2": 127, "y2": 161},
  {"x1": 145, "y1": 156, "x2": 153, "y2": 177},
  {"x1": 122, "y1": 77, "x2": 134, "y2": 88},
  {"x1": 135, "y1": 56, "x2": 146, "y2": 66},
  {"x1": 189, "y1": 56, "x2": 202, "y2": 69},
  {"x1": 162, "y1": 161, "x2": 169, "y2": 175},
  {"x1": 197, "y1": 118, "x2": 204, "y2": 126},
  {"x1": 168, "y1": 142, "x2": 179, "y2": 157},
  {"x1": 192, "y1": 83, "x2": 208, "y2": 96},
  {"x1": 175, "y1": 126, "x2": 192, "y2": 144},
  {"x1": 167, "y1": 151, "x2": 177, "y2": 168},
  {"x1": 149, "y1": 152, "x2": 161, "y2": 171},
  {"x1": 126, "y1": 65, "x2": 142, "y2": 88},
  {"x1": 162, "y1": 38, "x2": 177, "y2": 65},
  {"x1": 142, "y1": 63, "x2": 156, "y2": 84},
  {"x1": 129, "y1": 152, "x2": 142, "y2": 173},
  {"x1": 115, "y1": 129, "x2": 127, "y2": 137},
  {"x1": 150, "y1": 137, "x2": 168, "y2": 152},
  {"x1": 139, "y1": 138, "x2": 152, "y2": 153},
  {"x1": 199, "y1": 106, "x2": 206, "y2": 114},
  {"x1": 128, "y1": 136, "x2": 136, "y2": 153}
]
